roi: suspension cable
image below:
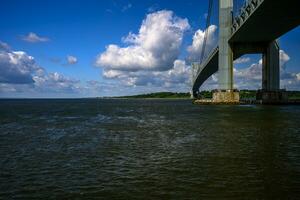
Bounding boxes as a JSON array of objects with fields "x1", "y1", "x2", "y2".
[{"x1": 200, "y1": 0, "x2": 213, "y2": 64}]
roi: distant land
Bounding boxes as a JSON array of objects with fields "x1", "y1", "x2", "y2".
[
  {"x1": 117, "y1": 92, "x2": 191, "y2": 99},
  {"x1": 117, "y1": 90, "x2": 300, "y2": 99}
]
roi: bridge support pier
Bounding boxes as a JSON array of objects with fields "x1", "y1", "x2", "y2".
[
  {"x1": 213, "y1": 0, "x2": 240, "y2": 103},
  {"x1": 256, "y1": 41, "x2": 288, "y2": 104},
  {"x1": 212, "y1": 89, "x2": 240, "y2": 104},
  {"x1": 262, "y1": 41, "x2": 280, "y2": 91}
]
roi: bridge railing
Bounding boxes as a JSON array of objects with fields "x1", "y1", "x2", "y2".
[{"x1": 231, "y1": 0, "x2": 264, "y2": 34}]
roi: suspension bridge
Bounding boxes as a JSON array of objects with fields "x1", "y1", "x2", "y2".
[{"x1": 191, "y1": 0, "x2": 300, "y2": 103}]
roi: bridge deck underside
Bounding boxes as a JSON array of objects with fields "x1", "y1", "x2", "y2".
[{"x1": 230, "y1": 0, "x2": 300, "y2": 43}]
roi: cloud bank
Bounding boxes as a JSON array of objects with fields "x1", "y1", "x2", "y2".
[{"x1": 0, "y1": 42, "x2": 81, "y2": 97}]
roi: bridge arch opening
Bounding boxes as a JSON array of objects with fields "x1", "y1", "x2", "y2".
[{"x1": 233, "y1": 54, "x2": 262, "y2": 91}]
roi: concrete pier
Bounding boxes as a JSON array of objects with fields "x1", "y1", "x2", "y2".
[
  {"x1": 256, "y1": 90, "x2": 288, "y2": 104},
  {"x1": 212, "y1": 89, "x2": 240, "y2": 104}
]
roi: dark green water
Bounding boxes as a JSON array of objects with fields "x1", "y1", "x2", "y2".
[{"x1": 0, "y1": 99, "x2": 300, "y2": 199}]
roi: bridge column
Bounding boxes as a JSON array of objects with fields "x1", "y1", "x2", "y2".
[
  {"x1": 213, "y1": 0, "x2": 239, "y2": 103},
  {"x1": 257, "y1": 41, "x2": 288, "y2": 103},
  {"x1": 218, "y1": 0, "x2": 233, "y2": 90},
  {"x1": 262, "y1": 41, "x2": 280, "y2": 91}
]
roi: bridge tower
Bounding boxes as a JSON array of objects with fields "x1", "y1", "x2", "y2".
[
  {"x1": 257, "y1": 41, "x2": 288, "y2": 103},
  {"x1": 213, "y1": 0, "x2": 239, "y2": 103}
]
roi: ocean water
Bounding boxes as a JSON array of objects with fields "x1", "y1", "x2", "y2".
[{"x1": 0, "y1": 99, "x2": 300, "y2": 199}]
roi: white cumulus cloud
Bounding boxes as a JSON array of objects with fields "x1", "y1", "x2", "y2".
[
  {"x1": 0, "y1": 50, "x2": 42, "y2": 84},
  {"x1": 234, "y1": 57, "x2": 251, "y2": 64},
  {"x1": 186, "y1": 25, "x2": 218, "y2": 63},
  {"x1": 96, "y1": 10, "x2": 190, "y2": 72},
  {"x1": 66, "y1": 55, "x2": 78, "y2": 65}
]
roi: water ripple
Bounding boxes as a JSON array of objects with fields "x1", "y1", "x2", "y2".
[{"x1": 0, "y1": 99, "x2": 300, "y2": 199}]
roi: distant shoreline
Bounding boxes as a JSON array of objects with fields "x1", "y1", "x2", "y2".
[{"x1": 1, "y1": 90, "x2": 300, "y2": 100}]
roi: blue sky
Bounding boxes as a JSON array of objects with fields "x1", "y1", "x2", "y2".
[{"x1": 0, "y1": 0, "x2": 300, "y2": 97}]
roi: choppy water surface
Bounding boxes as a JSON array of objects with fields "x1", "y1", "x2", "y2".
[{"x1": 0, "y1": 99, "x2": 300, "y2": 199}]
